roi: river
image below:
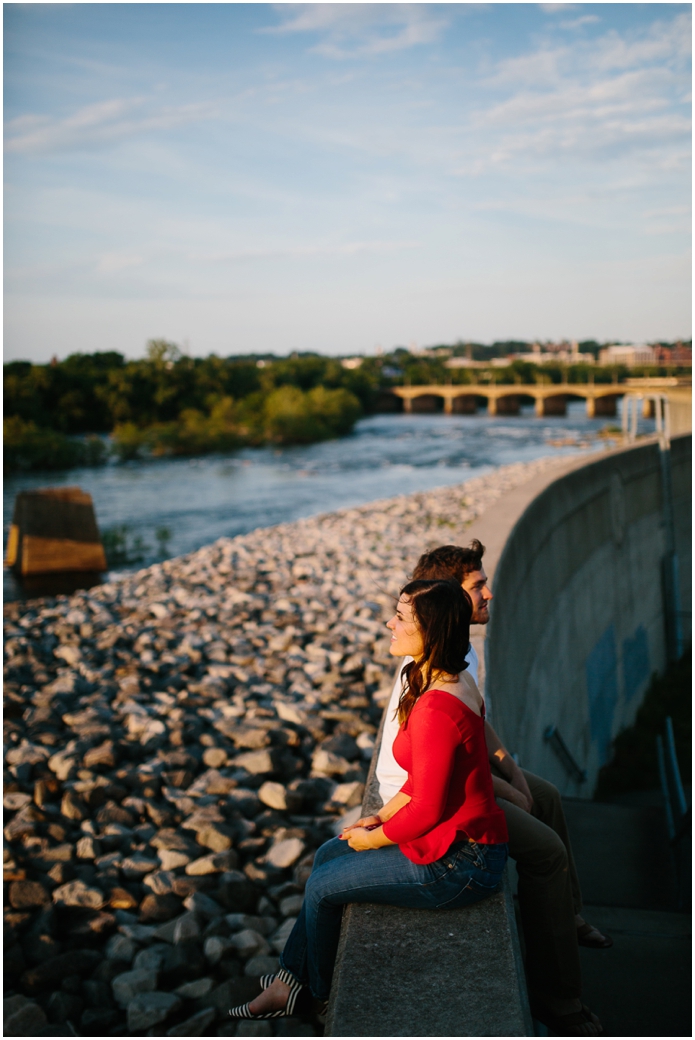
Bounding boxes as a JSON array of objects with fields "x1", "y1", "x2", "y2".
[{"x1": 4, "y1": 404, "x2": 638, "y2": 601}]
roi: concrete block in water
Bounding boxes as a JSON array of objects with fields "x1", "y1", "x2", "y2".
[{"x1": 6, "y1": 486, "x2": 107, "y2": 575}]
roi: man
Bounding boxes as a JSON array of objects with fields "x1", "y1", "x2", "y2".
[{"x1": 376, "y1": 542, "x2": 609, "y2": 1037}]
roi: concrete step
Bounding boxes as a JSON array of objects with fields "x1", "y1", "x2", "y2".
[
  {"x1": 578, "y1": 905, "x2": 691, "y2": 1038},
  {"x1": 562, "y1": 797, "x2": 678, "y2": 911}
]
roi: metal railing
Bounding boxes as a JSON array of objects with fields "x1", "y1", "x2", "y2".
[
  {"x1": 656, "y1": 716, "x2": 690, "y2": 911},
  {"x1": 544, "y1": 725, "x2": 587, "y2": 785}
]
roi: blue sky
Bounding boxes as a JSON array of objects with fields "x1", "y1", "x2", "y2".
[{"x1": 4, "y1": 3, "x2": 691, "y2": 362}]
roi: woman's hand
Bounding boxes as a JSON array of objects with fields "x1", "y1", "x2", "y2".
[
  {"x1": 340, "y1": 826, "x2": 378, "y2": 851},
  {"x1": 340, "y1": 815, "x2": 380, "y2": 834}
]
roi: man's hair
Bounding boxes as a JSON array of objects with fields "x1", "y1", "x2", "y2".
[{"x1": 411, "y1": 541, "x2": 485, "y2": 584}]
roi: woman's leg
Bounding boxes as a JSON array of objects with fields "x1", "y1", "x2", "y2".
[
  {"x1": 299, "y1": 840, "x2": 506, "y2": 1000},
  {"x1": 280, "y1": 838, "x2": 354, "y2": 987}
]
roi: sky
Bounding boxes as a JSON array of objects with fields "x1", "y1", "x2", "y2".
[{"x1": 4, "y1": 3, "x2": 692, "y2": 363}]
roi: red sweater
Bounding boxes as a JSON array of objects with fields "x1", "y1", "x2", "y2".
[{"x1": 381, "y1": 690, "x2": 508, "y2": 865}]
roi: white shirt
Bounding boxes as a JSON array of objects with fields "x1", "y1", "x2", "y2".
[{"x1": 375, "y1": 645, "x2": 479, "y2": 803}]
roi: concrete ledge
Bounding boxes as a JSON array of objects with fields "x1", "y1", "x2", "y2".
[
  {"x1": 326, "y1": 881, "x2": 531, "y2": 1037},
  {"x1": 326, "y1": 694, "x2": 533, "y2": 1036}
]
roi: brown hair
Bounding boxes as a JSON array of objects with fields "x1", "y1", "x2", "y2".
[
  {"x1": 397, "y1": 578, "x2": 472, "y2": 725},
  {"x1": 411, "y1": 541, "x2": 485, "y2": 585}
]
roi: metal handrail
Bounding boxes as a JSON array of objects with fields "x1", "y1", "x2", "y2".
[
  {"x1": 544, "y1": 725, "x2": 587, "y2": 784},
  {"x1": 656, "y1": 715, "x2": 690, "y2": 911},
  {"x1": 655, "y1": 734, "x2": 676, "y2": 841},
  {"x1": 664, "y1": 716, "x2": 688, "y2": 818}
]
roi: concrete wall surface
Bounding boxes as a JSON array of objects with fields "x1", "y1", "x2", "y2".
[{"x1": 485, "y1": 434, "x2": 691, "y2": 796}]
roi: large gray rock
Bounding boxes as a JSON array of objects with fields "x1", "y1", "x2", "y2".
[
  {"x1": 4, "y1": 995, "x2": 48, "y2": 1037},
  {"x1": 245, "y1": 954, "x2": 280, "y2": 977},
  {"x1": 203, "y1": 935, "x2": 236, "y2": 964},
  {"x1": 52, "y1": 879, "x2": 105, "y2": 909},
  {"x1": 185, "y1": 850, "x2": 238, "y2": 875},
  {"x1": 174, "y1": 976, "x2": 214, "y2": 999},
  {"x1": 105, "y1": 933, "x2": 137, "y2": 962},
  {"x1": 266, "y1": 838, "x2": 305, "y2": 869},
  {"x1": 165, "y1": 1007, "x2": 216, "y2": 1036},
  {"x1": 258, "y1": 781, "x2": 302, "y2": 813},
  {"x1": 173, "y1": 911, "x2": 201, "y2": 944},
  {"x1": 127, "y1": 991, "x2": 181, "y2": 1032},
  {"x1": 230, "y1": 928, "x2": 271, "y2": 960},
  {"x1": 112, "y1": 967, "x2": 158, "y2": 1007},
  {"x1": 270, "y1": 917, "x2": 297, "y2": 954}
]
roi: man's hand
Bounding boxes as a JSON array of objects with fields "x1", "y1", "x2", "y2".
[
  {"x1": 486, "y1": 721, "x2": 534, "y2": 812},
  {"x1": 493, "y1": 775, "x2": 532, "y2": 813},
  {"x1": 508, "y1": 766, "x2": 534, "y2": 811}
]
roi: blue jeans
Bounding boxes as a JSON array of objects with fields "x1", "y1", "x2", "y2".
[{"x1": 280, "y1": 836, "x2": 508, "y2": 1000}]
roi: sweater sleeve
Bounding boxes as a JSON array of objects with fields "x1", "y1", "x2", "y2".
[{"x1": 381, "y1": 704, "x2": 462, "y2": 845}]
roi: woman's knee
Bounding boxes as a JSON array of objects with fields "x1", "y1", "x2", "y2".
[{"x1": 311, "y1": 836, "x2": 349, "y2": 870}]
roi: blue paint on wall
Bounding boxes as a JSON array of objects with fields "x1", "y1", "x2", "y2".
[
  {"x1": 585, "y1": 625, "x2": 619, "y2": 765},
  {"x1": 623, "y1": 625, "x2": 650, "y2": 702}
]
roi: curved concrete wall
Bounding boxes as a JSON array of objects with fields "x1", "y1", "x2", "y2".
[{"x1": 485, "y1": 435, "x2": 691, "y2": 796}]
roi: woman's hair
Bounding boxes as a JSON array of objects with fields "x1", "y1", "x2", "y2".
[{"x1": 396, "y1": 578, "x2": 472, "y2": 725}]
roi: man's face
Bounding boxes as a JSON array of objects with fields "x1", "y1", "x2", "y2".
[{"x1": 462, "y1": 567, "x2": 493, "y2": 625}]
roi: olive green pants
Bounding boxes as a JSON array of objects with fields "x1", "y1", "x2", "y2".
[{"x1": 493, "y1": 766, "x2": 582, "y2": 1000}]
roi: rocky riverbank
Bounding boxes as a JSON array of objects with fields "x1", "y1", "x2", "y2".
[{"x1": 4, "y1": 455, "x2": 566, "y2": 1037}]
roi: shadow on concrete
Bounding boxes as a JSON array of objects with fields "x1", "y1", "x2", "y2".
[{"x1": 559, "y1": 791, "x2": 691, "y2": 1037}]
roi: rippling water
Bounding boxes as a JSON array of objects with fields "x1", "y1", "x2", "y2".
[{"x1": 4, "y1": 403, "x2": 638, "y2": 600}]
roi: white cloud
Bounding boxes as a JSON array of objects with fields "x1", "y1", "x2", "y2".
[
  {"x1": 461, "y1": 14, "x2": 691, "y2": 172},
  {"x1": 190, "y1": 239, "x2": 419, "y2": 264},
  {"x1": 97, "y1": 252, "x2": 145, "y2": 274},
  {"x1": 5, "y1": 97, "x2": 219, "y2": 155},
  {"x1": 540, "y1": 4, "x2": 579, "y2": 12},
  {"x1": 560, "y1": 15, "x2": 600, "y2": 31},
  {"x1": 263, "y1": 3, "x2": 447, "y2": 58}
]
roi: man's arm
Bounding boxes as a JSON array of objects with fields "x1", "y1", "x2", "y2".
[
  {"x1": 375, "y1": 661, "x2": 409, "y2": 801},
  {"x1": 485, "y1": 719, "x2": 534, "y2": 813}
]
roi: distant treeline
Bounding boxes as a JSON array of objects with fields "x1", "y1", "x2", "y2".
[
  {"x1": 4, "y1": 341, "x2": 376, "y2": 471},
  {"x1": 4, "y1": 338, "x2": 689, "y2": 472}
]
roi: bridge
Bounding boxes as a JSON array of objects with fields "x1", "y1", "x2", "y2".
[{"x1": 389, "y1": 377, "x2": 692, "y2": 420}]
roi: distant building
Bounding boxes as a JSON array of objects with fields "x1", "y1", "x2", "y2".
[
  {"x1": 598, "y1": 344, "x2": 656, "y2": 367},
  {"x1": 516, "y1": 341, "x2": 586, "y2": 364},
  {"x1": 445, "y1": 357, "x2": 487, "y2": 369},
  {"x1": 341, "y1": 357, "x2": 364, "y2": 369},
  {"x1": 653, "y1": 343, "x2": 692, "y2": 367},
  {"x1": 411, "y1": 346, "x2": 453, "y2": 358}
]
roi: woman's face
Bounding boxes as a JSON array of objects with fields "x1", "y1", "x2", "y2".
[{"x1": 386, "y1": 594, "x2": 424, "y2": 659}]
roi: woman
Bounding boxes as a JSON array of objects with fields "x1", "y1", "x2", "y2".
[{"x1": 229, "y1": 578, "x2": 509, "y2": 1020}]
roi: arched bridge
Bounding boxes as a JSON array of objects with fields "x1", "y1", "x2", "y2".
[{"x1": 389, "y1": 379, "x2": 691, "y2": 418}]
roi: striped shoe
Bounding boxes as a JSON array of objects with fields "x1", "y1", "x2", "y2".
[{"x1": 229, "y1": 968, "x2": 304, "y2": 1020}]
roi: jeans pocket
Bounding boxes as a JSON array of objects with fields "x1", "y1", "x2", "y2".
[
  {"x1": 423, "y1": 855, "x2": 455, "y2": 886},
  {"x1": 458, "y1": 842, "x2": 486, "y2": 871},
  {"x1": 436, "y1": 872, "x2": 503, "y2": 910}
]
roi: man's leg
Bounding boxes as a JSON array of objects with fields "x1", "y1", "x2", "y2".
[
  {"x1": 522, "y1": 770, "x2": 582, "y2": 914},
  {"x1": 498, "y1": 795, "x2": 582, "y2": 1001}
]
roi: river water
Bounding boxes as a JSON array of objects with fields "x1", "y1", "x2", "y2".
[{"x1": 4, "y1": 404, "x2": 636, "y2": 601}]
